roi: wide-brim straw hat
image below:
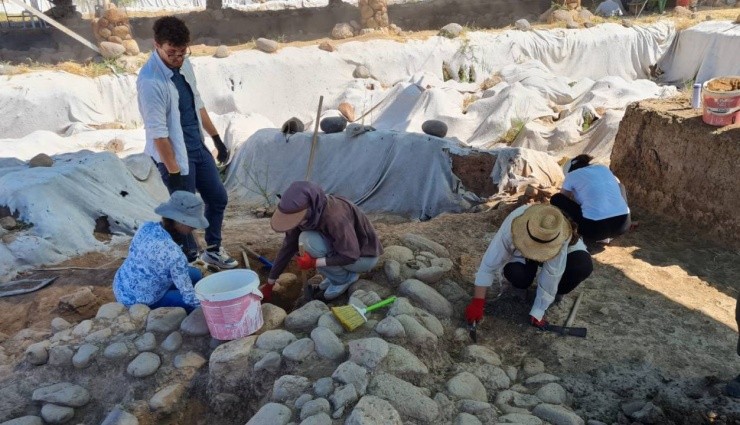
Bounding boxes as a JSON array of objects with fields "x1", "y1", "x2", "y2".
[
  {"x1": 154, "y1": 191, "x2": 209, "y2": 229},
  {"x1": 511, "y1": 204, "x2": 572, "y2": 262}
]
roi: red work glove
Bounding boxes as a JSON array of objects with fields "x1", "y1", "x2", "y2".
[
  {"x1": 296, "y1": 252, "x2": 317, "y2": 270},
  {"x1": 259, "y1": 283, "x2": 273, "y2": 303},
  {"x1": 465, "y1": 298, "x2": 485, "y2": 324},
  {"x1": 529, "y1": 315, "x2": 548, "y2": 329}
]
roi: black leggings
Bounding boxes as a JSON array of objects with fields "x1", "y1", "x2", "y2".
[
  {"x1": 503, "y1": 250, "x2": 593, "y2": 294},
  {"x1": 550, "y1": 193, "x2": 631, "y2": 241}
]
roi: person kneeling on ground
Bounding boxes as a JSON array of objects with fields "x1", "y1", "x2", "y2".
[
  {"x1": 465, "y1": 204, "x2": 593, "y2": 328},
  {"x1": 113, "y1": 191, "x2": 209, "y2": 313},
  {"x1": 550, "y1": 154, "x2": 631, "y2": 244},
  {"x1": 261, "y1": 181, "x2": 383, "y2": 302}
]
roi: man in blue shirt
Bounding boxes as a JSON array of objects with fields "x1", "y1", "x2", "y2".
[{"x1": 137, "y1": 16, "x2": 236, "y2": 269}]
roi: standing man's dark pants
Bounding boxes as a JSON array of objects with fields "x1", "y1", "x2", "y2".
[
  {"x1": 157, "y1": 145, "x2": 228, "y2": 260},
  {"x1": 503, "y1": 251, "x2": 593, "y2": 294},
  {"x1": 550, "y1": 193, "x2": 630, "y2": 241}
]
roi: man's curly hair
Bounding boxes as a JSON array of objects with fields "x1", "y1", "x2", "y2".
[{"x1": 153, "y1": 16, "x2": 190, "y2": 47}]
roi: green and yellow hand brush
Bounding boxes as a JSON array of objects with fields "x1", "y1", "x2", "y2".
[{"x1": 331, "y1": 296, "x2": 397, "y2": 331}]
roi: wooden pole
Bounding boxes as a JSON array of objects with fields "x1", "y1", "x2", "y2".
[
  {"x1": 304, "y1": 96, "x2": 324, "y2": 181},
  {"x1": 6, "y1": 0, "x2": 100, "y2": 54},
  {"x1": 564, "y1": 292, "x2": 584, "y2": 328}
]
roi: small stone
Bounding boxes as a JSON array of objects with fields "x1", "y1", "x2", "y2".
[
  {"x1": 415, "y1": 308, "x2": 444, "y2": 336},
  {"x1": 29, "y1": 153, "x2": 54, "y2": 168},
  {"x1": 127, "y1": 352, "x2": 161, "y2": 378},
  {"x1": 399, "y1": 279, "x2": 453, "y2": 317},
  {"x1": 96, "y1": 302, "x2": 126, "y2": 320},
  {"x1": 272, "y1": 375, "x2": 311, "y2": 403},
  {"x1": 382, "y1": 343, "x2": 428, "y2": 374},
  {"x1": 384, "y1": 260, "x2": 402, "y2": 286},
  {"x1": 465, "y1": 345, "x2": 502, "y2": 366},
  {"x1": 632, "y1": 402, "x2": 665, "y2": 423},
  {"x1": 346, "y1": 395, "x2": 403, "y2": 425},
  {"x1": 522, "y1": 357, "x2": 546, "y2": 377},
  {"x1": 174, "y1": 351, "x2": 207, "y2": 369},
  {"x1": 584, "y1": 21, "x2": 596, "y2": 28},
  {"x1": 332, "y1": 361, "x2": 369, "y2": 395},
  {"x1": 382, "y1": 246, "x2": 415, "y2": 265},
  {"x1": 257, "y1": 330, "x2": 298, "y2": 352},
  {"x1": 387, "y1": 297, "x2": 415, "y2": 316},
  {"x1": 499, "y1": 413, "x2": 543, "y2": 425},
  {"x1": 256, "y1": 38, "x2": 279, "y2": 53},
  {"x1": 180, "y1": 308, "x2": 210, "y2": 336},
  {"x1": 458, "y1": 399, "x2": 493, "y2": 414},
  {"x1": 439, "y1": 23, "x2": 463, "y2": 38},
  {"x1": 209, "y1": 336, "x2": 258, "y2": 389},
  {"x1": 348, "y1": 338, "x2": 388, "y2": 369},
  {"x1": 60, "y1": 288, "x2": 97, "y2": 315},
  {"x1": 338, "y1": 102, "x2": 355, "y2": 122},
  {"x1": 515, "y1": 19, "x2": 532, "y2": 31},
  {"x1": 282, "y1": 338, "x2": 316, "y2": 362},
  {"x1": 525, "y1": 373, "x2": 560, "y2": 386},
  {"x1": 353, "y1": 65, "x2": 371, "y2": 79},
  {"x1": 395, "y1": 314, "x2": 437, "y2": 345},
  {"x1": 301, "y1": 413, "x2": 332, "y2": 425},
  {"x1": 318, "y1": 42, "x2": 335, "y2": 52},
  {"x1": 0, "y1": 417, "x2": 44, "y2": 425},
  {"x1": 261, "y1": 303, "x2": 287, "y2": 332},
  {"x1": 254, "y1": 351, "x2": 282, "y2": 372},
  {"x1": 50, "y1": 318, "x2": 71, "y2": 333},
  {"x1": 214, "y1": 45, "x2": 230, "y2": 58},
  {"x1": 331, "y1": 23, "x2": 354, "y2": 39},
  {"x1": 246, "y1": 403, "x2": 292, "y2": 425},
  {"x1": 32, "y1": 383, "x2": 90, "y2": 407},
  {"x1": 285, "y1": 301, "x2": 329, "y2": 332},
  {"x1": 48, "y1": 345, "x2": 74, "y2": 366},
  {"x1": 301, "y1": 398, "x2": 330, "y2": 420},
  {"x1": 103, "y1": 342, "x2": 128, "y2": 362},
  {"x1": 375, "y1": 316, "x2": 405, "y2": 338},
  {"x1": 367, "y1": 373, "x2": 439, "y2": 423},
  {"x1": 622, "y1": 19, "x2": 634, "y2": 28},
  {"x1": 466, "y1": 363, "x2": 512, "y2": 392},
  {"x1": 129, "y1": 304, "x2": 150, "y2": 323},
  {"x1": 25, "y1": 341, "x2": 50, "y2": 365},
  {"x1": 122, "y1": 39, "x2": 140, "y2": 56},
  {"x1": 161, "y1": 331, "x2": 183, "y2": 351},
  {"x1": 447, "y1": 372, "x2": 487, "y2": 402},
  {"x1": 146, "y1": 307, "x2": 187, "y2": 333},
  {"x1": 313, "y1": 377, "x2": 334, "y2": 398},
  {"x1": 99, "y1": 41, "x2": 126, "y2": 59},
  {"x1": 100, "y1": 407, "x2": 138, "y2": 425},
  {"x1": 295, "y1": 394, "x2": 313, "y2": 409},
  {"x1": 311, "y1": 327, "x2": 345, "y2": 360},
  {"x1": 85, "y1": 327, "x2": 112, "y2": 343},
  {"x1": 330, "y1": 385, "x2": 358, "y2": 414},
  {"x1": 40, "y1": 404, "x2": 74, "y2": 424},
  {"x1": 505, "y1": 366, "x2": 518, "y2": 382},
  {"x1": 49, "y1": 329, "x2": 73, "y2": 344},
  {"x1": 531, "y1": 404, "x2": 585, "y2": 425},
  {"x1": 149, "y1": 384, "x2": 185, "y2": 414},
  {"x1": 421, "y1": 120, "x2": 448, "y2": 138},
  {"x1": 320, "y1": 116, "x2": 347, "y2": 134},
  {"x1": 317, "y1": 313, "x2": 344, "y2": 335},
  {"x1": 454, "y1": 413, "x2": 482, "y2": 425},
  {"x1": 536, "y1": 383, "x2": 567, "y2": 404},
  {"x1": 281, "y1": 117, "x2": 305, "y2": 134},
  {"x1": 402, "y1": 234, "x2": 450, "y2": 257},
  {"x1": 134, "y1": 333, "x2": 156, "y2": 352},
  {"x1": 73, "y1": 344, "x2": 100, "y2": 367}
]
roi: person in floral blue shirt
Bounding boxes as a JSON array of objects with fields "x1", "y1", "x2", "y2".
[{"x1": 113, "y1": 191, "x2": 209, "y2": 312}]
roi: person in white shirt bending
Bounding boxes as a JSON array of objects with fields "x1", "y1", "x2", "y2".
[{"x1": 550, "y1": 155, "x2": 631, "y2": 244}]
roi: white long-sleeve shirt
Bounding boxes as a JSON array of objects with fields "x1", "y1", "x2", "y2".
[{"x1": 474, "y1": 205, "x2": 587, "y2": 320}]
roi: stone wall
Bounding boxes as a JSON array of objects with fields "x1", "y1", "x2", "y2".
[{"x1": 611, "y1": 98, "x2": 740, "y2": 248}]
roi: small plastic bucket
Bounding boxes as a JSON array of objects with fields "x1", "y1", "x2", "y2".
[
  {"x1": 194, "y1": 269, "x2": 264, "y2": 340},
  {"x1": 702, "y1": 77, "x2": 740, "y2": 127}
]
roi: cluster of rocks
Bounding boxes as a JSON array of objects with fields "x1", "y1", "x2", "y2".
[
  {"x1": 92, "y1": 5, "x2": 140, "y2": 59},
  {"x1": 358, "y1": 0, "x2": 389, "y2": 29},
  {"x1": 331, "y1": 21, "x2": 403, "y2": 40},
  {"x1": 538, "y1": 7, "x2": 596, "y2": 29}
]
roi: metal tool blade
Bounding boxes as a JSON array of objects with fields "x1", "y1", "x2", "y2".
[{"x1": 468, "y1": 321, "x2": 478, "y2": 343}]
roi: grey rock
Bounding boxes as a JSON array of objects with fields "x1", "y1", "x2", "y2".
[
  {"x1": 149, "y1": 384, "x2": 185, "y2": 414},
  {"x1": 272, "y1": 375, "x2": 311, "y2": 402},
  {"x1": 332, "y1": 361, "x2": 369, "y2": 395},
  {"x1": 536, "y1": 382, "x2": 566, "y2": 404},
  {"x1": 402, "y1": 233, "x2": 450, "y2": 257},
  {"x1": 454, "y1": 413, "x2": 482, "y2": 425},
  {"x1": 348, "y1": 337, "x2": 388, "y2": 369},
  {"x1": 329, "y1": 384, "x2": 358, "y2": 410},
  {"x1": 367, "y1": 373, "x2": 439, "y2": 423},
  {"x1": 0, "y1": 417, "x2": 44, "y2": 425},
  {"x1": 631, "y1": 402, "x2": 665, "y2": 423},
  {"x1": 85, "y1": 327, "x2": 113, "y2": 343},
  {"x1": 254, "y1": 351, "x2": 282, "y2": 372},
  {"x1": 384, "y1": 260, "x2": 402, "y2": 286},
  {"x1": 99, "y1": 41, "x2": 126, "y2": 59},
  {"x1": 466, "y1": 363, "x2": 512, "y2": 392},
  {"x1": 515, "y1": 19, "x2": 532, "y2": 31},
  {"x1": 281, "y1": 117, "x2": 305, "y2": 134},
  {"x1": 285, "y1": 301, "x2": 329, "y2": 332},
  {"x1": 499, "y1": 413, "x2": 543, "y2": 424},
  {"x1": 382, "y1": 343, "x2": 428, "y2": 374},
  {"x1": 103, "y1": 342, "x2": 128, "y2": 362},
  {"x1": 439, "y1": 23, "x2": 463, "y2": 38},
  {"x1": 247, "y1": 403, "x2": 291, "y2": 425},
  {"x1": 100, "y1": 407, "x2": 138, "y2": 425},
  {"x1": 301, "y1": 398, "x2": 330, "y2": 420},
  {"x1": 351, "y1": 289, "x2": 382, "y2": 306},
  {"x1": 50, "y1": 318, "x2": 72, "y2": 333},
  {"x1": 318, "y1": 42, "x2": 335, "y2": 52},
  {"x1": 282, "y1": 338, "x2": 315, "y2": 362},
  {"x1": 96, "y1": 302, "x2": 126, "y2": 320},
  {"x1": 465, "y1": 345, "x2": 502, "y2": 366},
  {"x1": 398, "y1": 279, "x2": 453, "y2": 318},
  {"x1": 587, "y1": 421, "x2": 608, "y2": 425},
  {"x1": 73, "y1": 344, "x2": 100, "y2": 367},
  {"x1": 40, "y1": 404, "x2": 74, "y2": 424},
  {"x1": 525, "y1": 373, "x2": 560, "y2": 386},
  {"x1": 522, "y1": 357, "x2": 546, "y2": 377},
  {"x1": 447, "y1": 372, "x2": 487, "y2": 402},
  {"x1": 382, "y1": 246, "x2": 415, "y2": 265},
  {"x1": 129, "y1": 304, "x2": 150, "y2": 324},
  {"x1": 313, "y1": 377, "x2": 334, "y2": 398},
  {"x1": 320, "y1": 116, "x2": 347, "y2": 134},
  {"x1": 415, "y1": 308, "x2": 444, "y2": 337},
  {"x1": 353, "y1": 65, "x2": 371, "y2": 79},
  {"x1": 458, "y1": 399, "x2": 492, "y2": 414},
  {"x1": 295, "y1": 394, "x2": 313, "y2": 409},
  {"x1": 621, "y1": 400, "x2": 646, "y2": 416},
  {"x1": 317, "y1": 313, "x2": 344, "y2": 335},
  {"x1": 134, "y1": 332, "x2": 156, "y2": 352},
  {"x1": 387, "y1": 297, "x2": 416, "y2": 317},
  {"x1": 256, "y1": 37, "x2": 279, "y2": 53},
  {"x1": 25, "y1": 341, "x2": 50, "y2": 365},
  {"x1": 375, "y1": 316, "x2": 405, "y2": 338},
  {"x1": 161, "y1": 331, "x2": 183, "y2": 351},
  {"x1": 331, "y1": 23, "x2": 354, "y2": 40},
  {"x1": 28, "y1": 153, "x2": 54, "y2": 167},
  {"x1": 300, "y1": 413, "x2": 332, "y2": 425},
  {"x1": 510, "y1": 392, "x2": 541, "y2": 408},
  {"x1": 49, "y1": 329, "x2": 73, "y2": 344},
  {"x1": 214, "y1": 45, "x2": 230, "y2": 58},
  {"x1": 32, "y1": 383, "x2": 90, "y2": 407},
  {"x1": 126, "y1": 352, "x2": 161, "y2": 378},
  {"x1": 566, "y1": 21, "x2": 579, "y2": 29},
  {"x1": 345, "y1": 395, "x2": 403, "y2": 425},
  {"x1": 257, "y1": 330, "x2": 298, "y2": 352},
  {"x1": 180, "y1": 308, "x2": 210, "y2": 336},
  {"x1": 421, "y1": 120, "x2": 448, "y2": 138},
  {"x1": 311, "y1": 327, "x2": 345, "y2": 360},
  {"x1": 414, "y1": 266, "x2": 446, "y2": 283},
  {"x1": 146, "y1": 307, "x2": 187, "y2": 333},
  {"x1": 430, "y1": 257, "x2": 453, "y2": 271},
  {"x1": 261, "y1": 303, "x2": 288, "y2": 332},
  {"x1": 174, "y1": 351, "x2": 207, "y2": 369},
  {"x1": 71, "y1": 320, "x2": 92, "y2": 337},
  {"x1": 505, "y1": 365, "x2": 518, "y2": 382},
  {"x1": 584, "y1": 21, "x2": 596, "y2": 28},
  {"x1": 48, "y1": 345, "x2": 74, "y2": 366},
  {"x1": 395, "y1": 314, "x2": 437, "y2": 345},
  {"x1": 531, "y1": 404, "x2": 585, "y2": 425},
  {"x1": 209, "y1": 336, "x2": 258, "y2": 389}
]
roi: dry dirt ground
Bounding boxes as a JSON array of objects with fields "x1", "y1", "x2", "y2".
[{"x1": 1, "y1": 198, "x2": 738, "y2": 423}]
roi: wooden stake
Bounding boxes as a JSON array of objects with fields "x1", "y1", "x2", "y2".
[
  {"x1": 564, "y1": 292, "x2": 584, "y2": 328},
  {"x1": 241, "y1": 250, "x2": 251, "y2": 270},
  {"x1": 305, "y1": 95, "x2": 324, "y2": 181}
]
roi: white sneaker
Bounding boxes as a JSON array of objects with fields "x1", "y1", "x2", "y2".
[
  {"x1": 200, "y1": 247, "x2": 238, "y2": 269},
  {"x1": 597, "y1": 238, "x2": 613, "y2": 244}
]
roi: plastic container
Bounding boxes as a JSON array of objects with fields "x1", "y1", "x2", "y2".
[
  {"x1": 702, "y1": 77, "x2": 740, "y2": 127},
  {"x1": 194, "y1": 269, "x2": 264, "y2": 340},
  {"x1": 676, "y1": 0, "x2": 691, "y2": 6}
]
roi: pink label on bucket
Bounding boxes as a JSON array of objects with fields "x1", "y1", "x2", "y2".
[{"x1": 201, "y1": 294, "x2": 263, "y2": 340}]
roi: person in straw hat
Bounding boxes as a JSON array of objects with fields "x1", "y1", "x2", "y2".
[
  {"x1": 465, "y1": 203, "x2": 593, "y2": 328},
  {"x1": 113, "y1": 191, "x2": 209, "y2": 313},
  {"x1": 262, "y1": 181, "x2": 384, "y2": 302}
]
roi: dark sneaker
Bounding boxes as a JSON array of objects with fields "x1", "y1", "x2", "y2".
[{"x1": 200, "y1": 247, "x2": 238, "y2": 269}]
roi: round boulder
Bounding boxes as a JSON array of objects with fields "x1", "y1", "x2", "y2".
[
  {"x1": 421, "y1": 120, "x2": 448, "y2": 138},
  {"x1": 29, "y1": 153, "x2": 53, "y2": 168},
  {"x1": 320, "y1": 116, "x2": 347, "y2": 134}
]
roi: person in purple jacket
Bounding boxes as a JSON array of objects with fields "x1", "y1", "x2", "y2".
[{"x1": 261, "y1": 181, "x2": 384, "y2": 301}]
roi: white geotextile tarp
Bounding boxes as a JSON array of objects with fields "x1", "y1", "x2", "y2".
[{"x1": 657, "y1": 20, "x2": 740, "y2": 86}]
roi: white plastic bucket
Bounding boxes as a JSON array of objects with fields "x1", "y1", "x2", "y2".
[
  {"x1": 194, "y1": 269, "x2": 264, "y2": 340},
  {"x1": 702, "y1": 77, "x2": 740, "y2": 127}
]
